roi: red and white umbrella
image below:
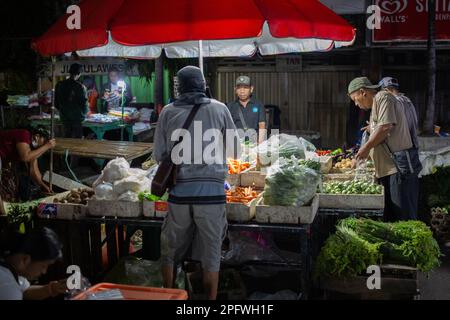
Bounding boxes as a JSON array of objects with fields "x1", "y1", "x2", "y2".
[{"x1": 33, "y1": 0, "x2": 356, "y2": 69}]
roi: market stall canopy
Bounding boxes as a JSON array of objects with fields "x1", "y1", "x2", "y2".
[{"x1": 32, "y1": 0, "x2": 356, "y2": 58}]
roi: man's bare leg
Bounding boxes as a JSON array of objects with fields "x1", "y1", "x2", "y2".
[{"x1": 203, "y1": 271, "x2": 219, "y2": 300}]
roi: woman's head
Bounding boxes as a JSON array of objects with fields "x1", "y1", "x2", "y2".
[
  {"x1": 30, "y1": 127, "x2": 50, "y2": 149},
  {"x1": 1, "y1": 227, "x2": 62, "y2": 280}
]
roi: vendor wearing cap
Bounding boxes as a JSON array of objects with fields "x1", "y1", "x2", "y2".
[
  {"x1": 379, "y1": 77, "x2": 419, "y2": 149},
  {"x1": 227, "y1": 76, "x2": 266, "y2": 144},
  {"x1": 348, "y1": 77, "x2": 420, "y2": 221}
]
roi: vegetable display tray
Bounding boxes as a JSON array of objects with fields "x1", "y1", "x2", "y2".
[
  {"x1": 255, "y1": 195, "x2": 319, "y2": 224},
  {"x1": 37, "y1": 192, "x2": 87, "y2": 220},
  {"x1": 318, "y1": 187, "x2": 385, "y2": 209},
  {"x1": 87, "y1": 199, "x2": 142, "y2": 217}
]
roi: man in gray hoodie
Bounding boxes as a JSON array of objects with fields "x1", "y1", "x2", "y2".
[{"x1": 154, "y1": 66, "x2": 238, "y2": 300}]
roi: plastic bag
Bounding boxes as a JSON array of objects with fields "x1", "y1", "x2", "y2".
[
  {"x1": 114, "y1": 176, "x2": 151, "y2": 196},
  {"x1": 94, "y1": 183, "x2": 116, "y2": 200},
  {"x1": 117, "y1": 191, "x2": 139, "y2": 202},
  {"x1": 127, "y1": 168, "x2": 148, "y2": 179},
  {"x1": 257, "y1": 134, "x2": 307, "y2": 166},
  {"x1": 146, "y1": 164, "x2": 159, "y2": 182},
  {"x1": 93, "y1": 158, "x2": 131, "y2": 187},
  {"x1": 103, "y1": 257, "x2": 185, "y2": 289},
  {"x1": 222, "y1": 231, "x2": 283, "y2": 265},
  {"x1": 264, "y1": 156, "x2": 320, "y2": 207},
  {"x1": 299, "y1": 137, "x2": 316, "y2": 152}
]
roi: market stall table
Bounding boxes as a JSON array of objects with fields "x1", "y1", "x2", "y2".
[
  {"x1": 30, "y1": 118, "x2": 134, "y2": 141},
  {"x1": 53, "y1": 138, "x2": 153, "y2": 162},
  {"x1": 33, "y1": 216, "x2": 316, "y2": 300}
]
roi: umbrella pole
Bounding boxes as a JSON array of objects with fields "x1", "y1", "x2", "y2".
[
  {"x1": 198, "y1": 40, "x2": 204, "y2": 74},
  {"x1": 49, "y1": 56, "x2": 56, "y2": 192}
]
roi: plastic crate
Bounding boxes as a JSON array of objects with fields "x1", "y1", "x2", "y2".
[{"x1": 72, "y1": 283, "x2": 188, "y2": 300}]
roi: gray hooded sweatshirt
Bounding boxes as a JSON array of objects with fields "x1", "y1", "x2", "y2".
[{"x1": 153, "y1": 67, "x2": 238, "y2": 205}]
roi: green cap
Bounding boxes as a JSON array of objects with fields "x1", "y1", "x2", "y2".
[
  {"x1": 236, "y1": 76, "x2": 251, "y2": 86},
  {"x1": 348, "y1": 77, "x2": 380, "y2": 95}
]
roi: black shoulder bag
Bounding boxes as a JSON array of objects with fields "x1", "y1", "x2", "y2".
[
  {"x1": 151, "y1": 104, "x2": 202, "y2": 197},
  {"x1": 383, "y1": 142, "x2": 422, "y2": 176}
]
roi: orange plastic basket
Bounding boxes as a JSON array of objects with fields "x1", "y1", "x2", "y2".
[{"x1": 72, "y1": 283, "x2": 188, "y2": 300}]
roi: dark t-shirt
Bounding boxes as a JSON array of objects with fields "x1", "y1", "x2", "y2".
[
  {"x1": 55, "y1": 79, "x2": 88, "y2": 124},
  {"x1": 227, "y1": 98, "x2": 266, "y2": 131},
  {"x1": 0, "y1": 129, "x2": 31, "y2": 162}
]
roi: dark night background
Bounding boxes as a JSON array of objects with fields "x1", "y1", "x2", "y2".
[{"x1": 0, "y1": 1, "x2": 79, "y2": 92}]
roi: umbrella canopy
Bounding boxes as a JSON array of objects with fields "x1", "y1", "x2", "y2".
[{"x1": 32, "y1": 0, "x2": 356, "y2": 58}]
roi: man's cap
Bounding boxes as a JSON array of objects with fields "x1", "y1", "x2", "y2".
[
  {"x1": 379, "y1": 77, "x2": 400, "y2": 89},
  {"x1": 348, "y1": 77, "x2": 380, "y2": 95},
  {"x1": 236, "y1": 76, "x2": 251, "y2": 87}
]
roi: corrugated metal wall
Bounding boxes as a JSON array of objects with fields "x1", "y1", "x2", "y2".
[{"x1": 216, "y1": 70, "x2": 359, "y2": 148}]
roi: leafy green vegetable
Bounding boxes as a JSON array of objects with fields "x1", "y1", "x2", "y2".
[
  {"x1": 138, "y1": 192, "x2": 168, "y2": 202},
  {"x1": 340, "y1": 218, "x2": 441, "y2": 272},
  {"x1": 314, "y1": 225, "x2": 381, "y2": 279},
  {"x1": 315, "y1": 218, "x2": 441, "y2": 278},
  {"x1": 6, "y1": 202, "x2": 35, "y2": 226},
  {"x1": 331, "y1": 148, "x2": 343, "y2": 156},
  {"x1": 298, "y1": 159, "x2": 321, "y2": 172},
  {"x1": 264, "y1": 157, "x2": 320, "y2": 206}
]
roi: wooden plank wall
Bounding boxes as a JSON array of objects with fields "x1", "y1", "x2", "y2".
[
  {"x1": 216, "y1": 70, "x2": 359, "y2": 148},
  {"x1": 381, "y1": 69, "x2": 450, "y2": 129}
]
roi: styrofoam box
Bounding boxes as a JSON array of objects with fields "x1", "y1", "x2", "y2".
[
  {"x1": 240, "y1": 171, "x2": 266, "y2": 188},
  {"x1": 37, "y1": 192, "x2": 87, "y2": 220},
  {"x1": 155, "y1": 201, "x2": 169, "y2": 218},
  {"x1": 143, "y1": 200, "x2": 155, "y2": 218},
  {"x1": 87, "y1": 199, "x2": 143, "y2": 217},
  {"x1": 227, "y1": 174, "x2": 241, "y2": 186},
  {"x1": 318, "y1": 187, "x2": 385, "y2": 209},
  {"x1": 226, "y1": 195, "x2": 260, "y2": 222},
  {"x1": 255, "y1": 195, "x2": 319, "y2": 224}
]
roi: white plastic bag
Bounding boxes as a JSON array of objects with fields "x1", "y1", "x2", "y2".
[
  {"x1": 117, "y1": 191, "x2": 139, "y2": 202},
  {"x1": 93, "y1": 158, "x2": 131, "y2": 187},
  {"x1": 257, "y1": 134, "x2": 308, "y2": 166},
  {"x1": 103, "y1": 158, "x2": 131, "y2": 184},
  {"x1": 94, "y1": 183, "x2": 116, "y2": 200},
  {"x1": 127, "y1": 168, "x2": 148, "y2": 179},
  {"x1": 113, "y1": 176, "x2": 151, "y2": 196}
]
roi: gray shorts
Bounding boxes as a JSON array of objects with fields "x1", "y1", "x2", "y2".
[{"x1": 160, "y1": 203, "x2": 227, "y2": 272}]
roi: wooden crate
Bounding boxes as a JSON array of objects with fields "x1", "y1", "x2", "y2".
[
  {"x1": 319, "y1": 264, "x2": 419, "y2": 300},
  {"x1": 255, "y1": 195, "x2": 319, "y2": 224},
  {"x1": 318, "y1": 188, "x2": 384, "y2": 210},
  {"x1": 87, "y1": 199, "x2": 142, "y2": 218}
]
